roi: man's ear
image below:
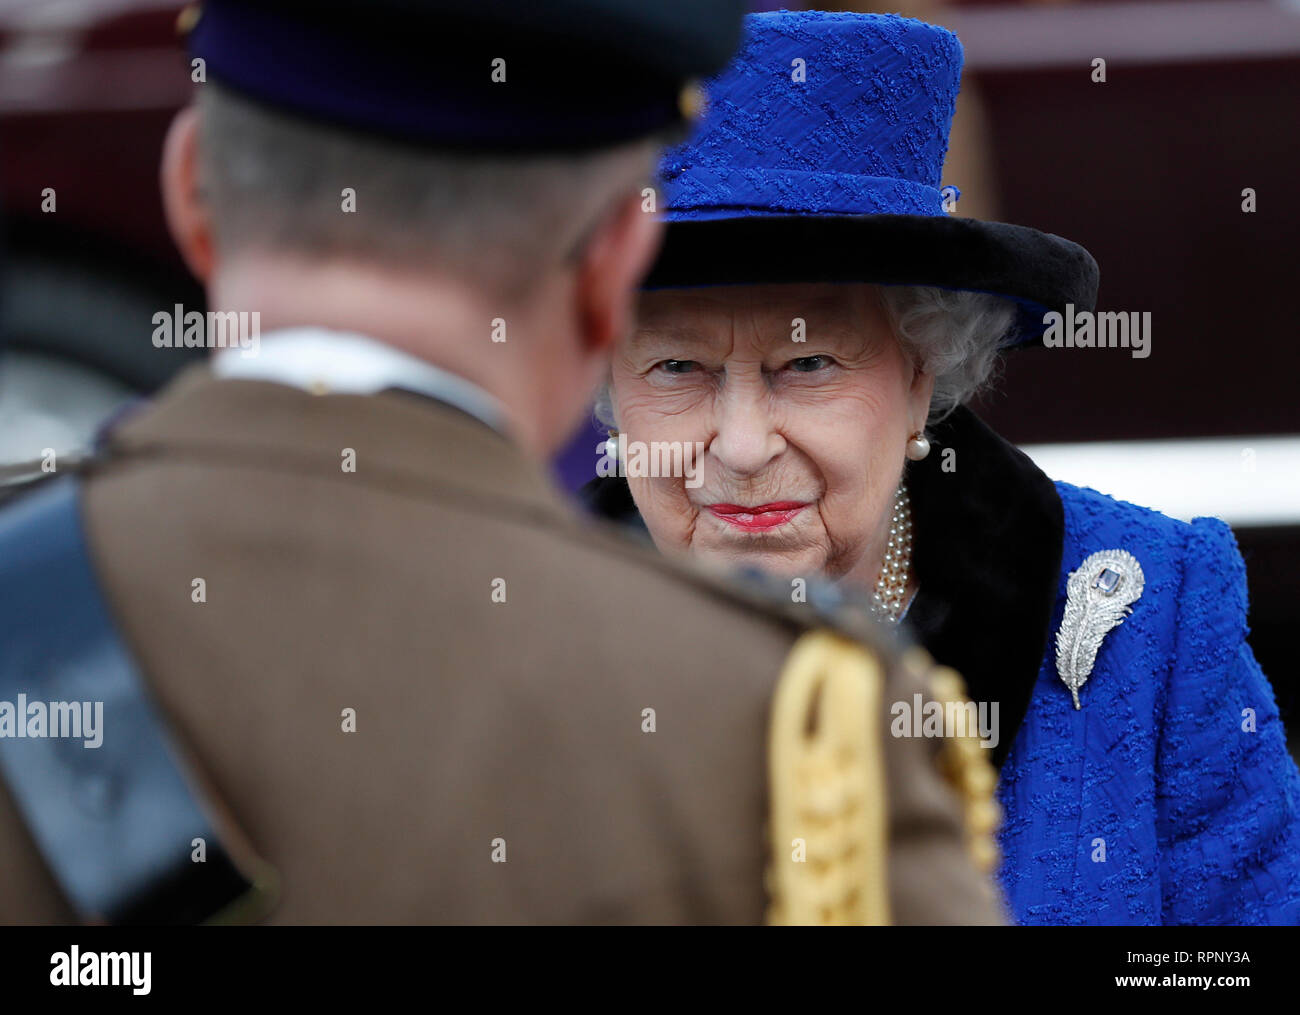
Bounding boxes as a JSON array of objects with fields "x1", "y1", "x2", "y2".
[
  {"x1": 574, "y1": 191, "x2": 663, "y2": 355},
  {"x1": 160, "y1": 105, "x2": 216, "y2": 282}
]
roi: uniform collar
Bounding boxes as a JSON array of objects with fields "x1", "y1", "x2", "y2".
[
  {"x1": 578, "y1": 406, "x2": 1063, "y2": 770},
  {"x1": 104, "y1": 365, "x2": 569, "y2": 523},
  {"x1": 211, "y1": 327, "x2": 509, "y2": 437}
]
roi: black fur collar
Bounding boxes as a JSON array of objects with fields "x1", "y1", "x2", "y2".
[
  {"x1": 577, "y1": 405, "x2": 1063, "y2": 769},
  {"x1": 902, "y1": 407, "x2": 1063, "y2": 768}
]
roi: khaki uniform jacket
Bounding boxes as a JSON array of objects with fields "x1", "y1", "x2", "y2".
[{"x1": 0, "y1": 367, "x2": 1004, "y2": 924}]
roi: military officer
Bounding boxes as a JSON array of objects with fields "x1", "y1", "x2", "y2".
[{"x1": 0, "y1": 0, "x2": 1004, "y2": 925}]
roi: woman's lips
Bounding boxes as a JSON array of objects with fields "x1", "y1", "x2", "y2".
[{"x1": 706, "y1": 501, "x2": 808, "y2": 531}]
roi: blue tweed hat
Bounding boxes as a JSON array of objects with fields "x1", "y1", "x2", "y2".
[{"x1": 643, "y1": 10, "x2": 1099, "y2": 346}]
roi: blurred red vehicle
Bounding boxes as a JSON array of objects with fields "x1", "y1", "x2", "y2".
[{"x1": 0, "y1": 0, "x2": 200, "y2": 468}]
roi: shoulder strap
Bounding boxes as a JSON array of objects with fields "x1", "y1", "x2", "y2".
[{"x1": 0, "y1": 478, "x2": 277, "y2": 924}]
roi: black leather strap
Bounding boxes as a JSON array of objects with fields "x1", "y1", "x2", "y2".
[{"x1": 0, "y1": 478, "x2": 276, "y2": 924}]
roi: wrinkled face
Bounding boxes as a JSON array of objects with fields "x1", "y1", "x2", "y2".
[{"x1": 610, "y1": 283, "x2": 934, "y2": 587}]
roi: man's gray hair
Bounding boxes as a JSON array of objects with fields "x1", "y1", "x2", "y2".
[
  {"x1": 593, "y1": 284, "x2": 1017, "y2": 430},
  {"x1": 196, "y1": 82, "x2": 664, "y2": 300}
]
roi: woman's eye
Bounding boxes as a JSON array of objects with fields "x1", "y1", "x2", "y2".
[
  {"x1": 788, "y1": 355, "x2": 833, "y2": 373},
  {"x1": 656, "y1": 359, "x2": 700, "y2": 374}
]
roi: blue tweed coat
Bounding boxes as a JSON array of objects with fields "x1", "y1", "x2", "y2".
[
  {"x1": 899, "y1": 408, "x2": 1300, "y2": 925},
  {"x1": 996, "y1": 479, "x2": 1300, "y2": 925}
]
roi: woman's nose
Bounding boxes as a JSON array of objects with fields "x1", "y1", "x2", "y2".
[{"x1": 709, "y1": 380, "x2": 785, "y2": 477}]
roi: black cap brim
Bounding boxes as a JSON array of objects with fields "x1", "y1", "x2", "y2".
[{"x1": 643, "y1": 215, "x2": 1099, "y2": 348}]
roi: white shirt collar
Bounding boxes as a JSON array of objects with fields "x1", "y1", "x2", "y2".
[{"x1": 210, "y1": 327, "x2": 508, "y2": 434}]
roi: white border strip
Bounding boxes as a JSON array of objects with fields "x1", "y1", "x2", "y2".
[{"x1": 1018, "y1": 435, "x2": 1300, "y2": 528}]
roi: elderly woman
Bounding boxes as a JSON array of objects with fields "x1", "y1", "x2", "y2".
[{"x1": 583, "y1": 11, "x2": 1300, "y2": 925}]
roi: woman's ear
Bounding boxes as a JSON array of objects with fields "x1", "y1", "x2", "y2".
[
  {"x1": 908, "y1": 358, "x2": 937, "y2": 434},
  {"x1": 160, "y1": 105, "x2": 217, "y2": 282}
]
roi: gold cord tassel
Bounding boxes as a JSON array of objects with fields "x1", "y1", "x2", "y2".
[{"x1": 926, "y1": 662, "x2": 1003, "y2": 876}]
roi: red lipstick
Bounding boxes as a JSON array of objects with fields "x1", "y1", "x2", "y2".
[{"x1": 707, "y1": 501, "x2": 808, "y2": 531}]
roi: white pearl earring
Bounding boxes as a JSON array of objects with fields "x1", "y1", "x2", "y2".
[
  {"x1": 905, "y1": 431, "x2": 930, "y2": 461},
  {"x1": 605, "y1": 431, "x2": 620, "y2": 460}
]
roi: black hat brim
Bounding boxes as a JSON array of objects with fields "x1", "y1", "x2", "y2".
[{"x1": 642, "y1": 214, "x2": 1099, "y2": 348}]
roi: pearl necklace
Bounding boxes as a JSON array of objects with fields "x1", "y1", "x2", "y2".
[{"x1": 872, "y1": 481, "x2": 914, "y2": 623}]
